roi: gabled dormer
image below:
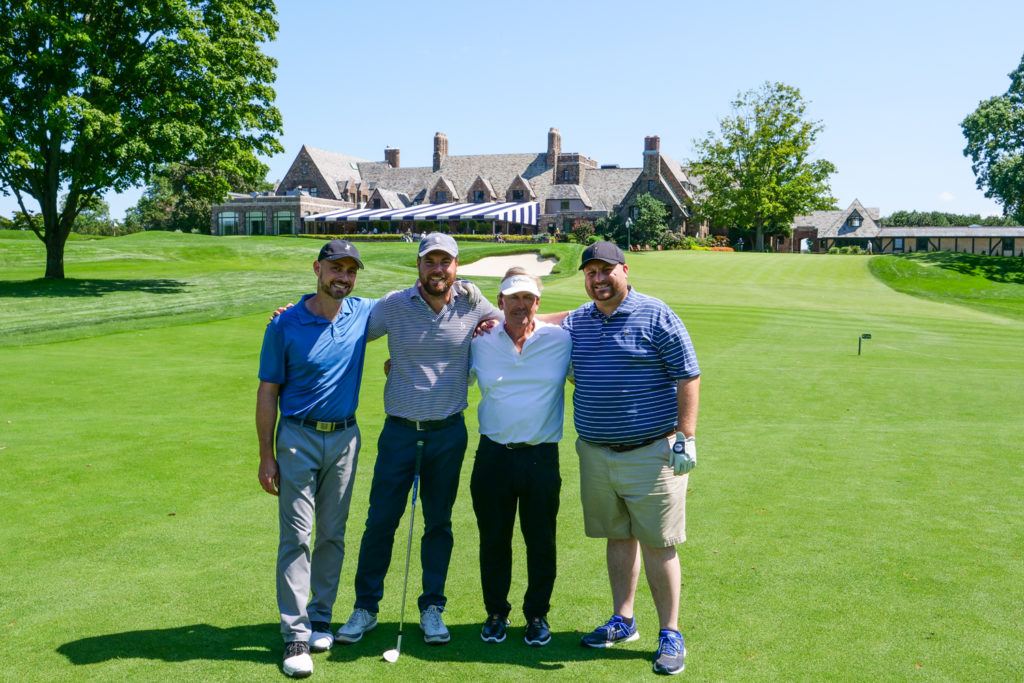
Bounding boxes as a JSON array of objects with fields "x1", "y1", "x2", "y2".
[
  {"x1": 467, "y1": 176, "x2": 497, "y2": 203},
  {"x1": 429, "y1": 176, "x2": 459, "y2": 204},
  {"x1": 835, "y1": 199, "x2": 879, "y2": 235},
  {"x1": 506, "y1": 174, "x2": 537, "y2": 202}
]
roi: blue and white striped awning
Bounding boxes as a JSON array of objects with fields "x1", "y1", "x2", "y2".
[{"x1": 303, "y1": 201, "x2": 539, "y2": 226}]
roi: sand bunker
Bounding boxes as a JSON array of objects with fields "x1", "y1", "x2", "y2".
[{"x1": 457, "y1": 252, "x2": 558, "y2": 277}]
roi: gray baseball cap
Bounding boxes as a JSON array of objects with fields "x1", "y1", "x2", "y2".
[{"x1": 418, "y1": 232, "x2": 459, "y2": 258}]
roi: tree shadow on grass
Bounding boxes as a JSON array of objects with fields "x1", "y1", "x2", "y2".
[
  {"x1": 57, "y1": 623, "x2": 280, "y2": 666},
  {"x1": 905, "y1": 252, "x2": 1024, "y2": 284},
  {"x1": 0, "y1": 278, "x2": 188, "y2": 298}
]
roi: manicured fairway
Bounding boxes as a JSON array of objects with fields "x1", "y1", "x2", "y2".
[{"x1": 1, "y1": 234, "x2": 1022, "y2": 680}]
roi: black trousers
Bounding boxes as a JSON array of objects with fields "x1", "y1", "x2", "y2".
[{"x1": 470, "y1": 434, "x2": 561, "y2": 620}]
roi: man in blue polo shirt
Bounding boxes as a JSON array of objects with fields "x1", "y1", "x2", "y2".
[
  {"x1": 565, "y1": 241, "x2": 700, "y2": 676},
  {"x1": 257, "y1": 239, "x2": 373, "y2": 678}
]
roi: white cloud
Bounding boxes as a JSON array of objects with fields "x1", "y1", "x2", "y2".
[{"x1": 938, "y1": 192, "x2": 955, "y2": 202}]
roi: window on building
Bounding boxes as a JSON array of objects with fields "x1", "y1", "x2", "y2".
[
  {"x1": 512, "y1": 189, "x2": 524, "y2": 201},
  {"x1": 648, "y1": 180, "x2": 655, "y2": 191},
  {"x1": 301, "y1": 162, "x2": 308, "y2": 175},
  {"x1": 849, "y1": 213, "x2": 862, "y2": 228},
  {"x1": 274, "y1": 210, "x2": 295, "y2": 235},
  {"x1": 309, "y1": 186, "x2": 318, "y2": 197},
  {"x1": 217, "y1": 211, "x2": 238, "y2": 236},
  {"x1": 248, "y1": 211, "x2": 266, "y2": 236},
  {"x1": 560, "y1": 200, "x2": 570, "y2": 211},
  {"x1": 631, "y1": 206, "x2": 639, "y2": 219},
  {"x1": 916, "y1": 237, "x2": 929, "y2": 251},
  {"x1": 373, "y1": 198, "x2": 381, "y2": 209},
  {"x1": 436, "y1": 190, "x2": 447, "y2": 202},
  {"x1": 473, "y1": 190, "x2": 485, "y2": 202},
  {"x1": 562, "y1": 170, "x2": 569, "y2": 181},
  {"x1": 1003, "y1": 236, "x2": 1014, "y2": 252}
]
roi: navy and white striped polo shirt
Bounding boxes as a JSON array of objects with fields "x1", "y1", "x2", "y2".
[
  {"x1": 368, "y1": 284, "x2": 500, "y2": 421},
  {"x1": 563, "y1": 287, "x2": 700, "y2": 445}
]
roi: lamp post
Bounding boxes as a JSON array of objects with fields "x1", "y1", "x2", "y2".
[{"x1": 625, "y1": 217, "x2": 633, "y2": 251}]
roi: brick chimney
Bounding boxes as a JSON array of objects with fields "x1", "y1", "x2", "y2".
[
  {"x1": 384, "y1": 147, "x2": 400, "y2": 169},
  {"x1": 432, "y1": 132, "x2": 448, "y2": 172},
  {"x1": 546, "y1": 127, "x2": 561, "y2": 167},
  {"x1": 643, "y1": 135, "x2": 661, "y2": 177}
]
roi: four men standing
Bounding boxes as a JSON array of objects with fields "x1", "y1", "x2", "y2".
[{"x1": 256, "y1": 237, "x2": 700, "y2": 677}]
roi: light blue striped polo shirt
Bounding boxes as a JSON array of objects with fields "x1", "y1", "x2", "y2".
[
  {"x1": 563, "y1": 287, "x2": 700, "y2": 445},
  {"x1": 368, "y1": 284, "x2": 500, "y2": 421}
]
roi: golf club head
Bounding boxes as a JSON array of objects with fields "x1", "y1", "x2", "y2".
[{"x1": 382, "y1": 648, "x2": 399, "y2": 663}]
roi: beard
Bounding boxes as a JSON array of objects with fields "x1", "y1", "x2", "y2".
[
  {"x1": 420, "y1": 272, "x2": 455, "y2": 296},
  {"x1": 319, "y1": 277, "x2": 351, "y2": 299}
]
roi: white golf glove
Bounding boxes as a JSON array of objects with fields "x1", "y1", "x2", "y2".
[
  {"x1": 453, "y1": 279, "x2": 482, "y2": 306},
  {"x1": 670, "y1": 432, "x2": 696, "y2": 475}
]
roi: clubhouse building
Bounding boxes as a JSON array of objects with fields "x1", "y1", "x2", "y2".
[
  {"x1": 210, "y1": 129, "x2": 705, "y2": 238},
  {"x1": 782, "y1": 199, "x2": 1024, "y2": 256}
]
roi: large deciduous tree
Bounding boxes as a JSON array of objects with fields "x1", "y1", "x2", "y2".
[
  {"x1": 0, "y1": 1, "x2": 284, "y2": 278},
  {"x1": 961, "y1": 53, "x2": 1024, "y2": 223},
  {"x1": 690, "y1": 82, "x2": 836, "y2": 251}
]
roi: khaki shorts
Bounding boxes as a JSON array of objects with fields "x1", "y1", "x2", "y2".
[{"x1": 576, "y1": 436, "x2": 687, "y2": 547}]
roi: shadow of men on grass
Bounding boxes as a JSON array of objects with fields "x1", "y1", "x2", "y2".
[
  {"x1": 0, "y1": 278, "x2": 189, "y2": 298},
  {"x1": 327, "y1": 622, "x2": 651, "y2": 672},
  {"x1": 57, "y1": 623, "x2": 280, "y2": 667}
]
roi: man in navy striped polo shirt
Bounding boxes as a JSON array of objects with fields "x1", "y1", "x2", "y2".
[{"x1": 565, "y1": 241, "x2": 700, "y2": 676}]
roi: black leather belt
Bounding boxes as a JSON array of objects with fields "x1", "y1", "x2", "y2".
[
  {"x1": 387, "y1": 412, "x2": 462, "y2": 432},
  {"x1": 502, "y1": 442, "x2": 532, "y2": 450},
  {"x1": 604, "y1": 428, "x2": 675, "y2": 453},
  {"x1": 289, "y1": 415, "x2": 356, "y2": 433}
]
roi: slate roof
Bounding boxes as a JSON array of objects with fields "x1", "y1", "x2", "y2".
[
  {"x1": 302, "y1": 146, "x2": 370, "y2": 198},
  {"x1": 792, "y1": 199, "x2": 882, "y2": 238}
]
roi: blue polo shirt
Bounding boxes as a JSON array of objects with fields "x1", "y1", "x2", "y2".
[
  {"x1": 563, "y1": 287, "x2": 700, "y2": 445},
  {"x1": 259, "y1": 293, "x2": 376, "y2": 421}
]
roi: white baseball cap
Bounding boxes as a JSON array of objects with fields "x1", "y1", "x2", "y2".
[{"x1": 499, "y1": 274, "x2": 541, "y2": 297}]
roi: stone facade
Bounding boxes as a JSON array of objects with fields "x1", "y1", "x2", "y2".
[{"x1": 211, "y1": 128, "x2": 701, "y2": 238}]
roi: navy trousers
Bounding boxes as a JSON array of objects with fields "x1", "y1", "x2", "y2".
[{"x1": 352, "y1": 414, "x2": 468, "y2": 613}]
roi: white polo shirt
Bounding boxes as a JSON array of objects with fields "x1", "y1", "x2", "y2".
[{"x1": 470, "y1": 320, "x2": 572, "y2": 445}]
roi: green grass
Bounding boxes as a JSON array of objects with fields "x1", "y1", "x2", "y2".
[
  {"x1": 2, "y1": 235, "x2": 1023, "y2": 680},
  {"x1": 869, "y1": 251, "x2": 1024, "y2": 321}
]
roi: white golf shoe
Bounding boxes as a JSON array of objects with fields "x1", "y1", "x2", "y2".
[
  {"x1": 282, "y1": 641, "x2": 313, "y2": 678},
  {"x1": 309, "y1": 621, "x2": 334, "y2": 652}
]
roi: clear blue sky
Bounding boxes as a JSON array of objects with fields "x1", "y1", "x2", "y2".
[{"x1": 8, "y1": 0, "x2": 1024, "y2": 220}]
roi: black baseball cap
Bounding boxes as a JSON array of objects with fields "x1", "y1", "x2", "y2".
[
  {"x1": 318, "y1": 239, "x2": 364, "y2": 269},
  {"x1": 579, "y1": 241, "x2": 626, "y2": 270}
]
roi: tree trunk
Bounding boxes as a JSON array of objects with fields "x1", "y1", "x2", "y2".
[
  {"x1": 44, "y1": 230, "x2": 66, "y2": 279},
  {"x1": 755, "y1": 225, "x2": 765, "y2": 252}
]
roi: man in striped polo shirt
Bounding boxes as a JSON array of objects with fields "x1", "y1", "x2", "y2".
[
  {"x1": 336, "y1": 233, "x2": 501, "y2": 647},
  {"x1": 566, "y1": 241, "x2": 700, "y2": 676}
]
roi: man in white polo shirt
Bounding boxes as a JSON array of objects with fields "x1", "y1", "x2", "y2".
[{"x1": 468, "y1": 267, "x2": 572, "y2": 647}]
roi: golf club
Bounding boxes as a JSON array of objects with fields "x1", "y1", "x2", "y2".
[{"x1": 383, "y1": 439, "x2": 423, "y2": 664}]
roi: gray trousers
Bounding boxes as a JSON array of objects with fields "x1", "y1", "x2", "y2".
[{"x1": 276, "y1": 417, "x2": 360, "y2": 642}]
